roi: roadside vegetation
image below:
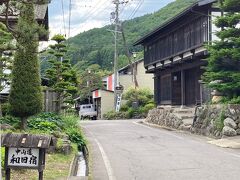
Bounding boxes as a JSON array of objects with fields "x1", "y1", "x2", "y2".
[
  {"x1": 104, "y1": 88, "x2": 155, "y2": 120},
  {"x1": 0, "y1": 112, "x2": 85, "y2": 179}
]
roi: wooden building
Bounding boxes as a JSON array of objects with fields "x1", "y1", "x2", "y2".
[
  {"x1": 0, "y1": 0, "x2": 51, "y2": 41},
  {"x1": 134, "y1": 0, "x2": 218, "y2": 106}
]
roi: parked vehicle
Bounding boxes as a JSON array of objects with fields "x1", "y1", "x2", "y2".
[{"x1": 79, "y1": 104, "x2": 97, "y2": 120}]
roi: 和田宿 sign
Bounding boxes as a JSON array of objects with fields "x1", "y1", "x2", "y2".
[
  {"x1": 7, "y1": 148, "x2": 39, "y2": 168},
  {"x1": 1, "y1": 133, "x2": 55, "y2": 180}
]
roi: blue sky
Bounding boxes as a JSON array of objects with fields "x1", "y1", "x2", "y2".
[{"x1": 48, "y1": 0, "x2": 175, "y2": 38}]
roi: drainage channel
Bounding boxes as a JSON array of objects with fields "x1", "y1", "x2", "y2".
[
  {"x1": 76, "y1": 151, "x2": 87, "y2": 176},
  {"x1": 70, "y1": 146, "x2": 89, "y2": 179}
]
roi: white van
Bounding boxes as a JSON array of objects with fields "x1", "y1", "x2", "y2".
[{"x1": 79, "y1": 104, "x2": 97, "y2": 120}]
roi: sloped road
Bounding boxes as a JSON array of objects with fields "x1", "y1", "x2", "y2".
[{"x1": 81, "y1": 120, "x2": 240, "y2": 180}]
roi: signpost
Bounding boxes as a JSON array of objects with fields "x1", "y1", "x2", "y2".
[
  {"x1": 1, "y1": 133, "x2": 54, "y2": 180},
  {"x1": 115, "y1": 85, "x2": 124, "y2": 112}
]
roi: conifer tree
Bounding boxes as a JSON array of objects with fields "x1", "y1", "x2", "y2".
[
  {"x1": 204, "y1": 0, "x2": 240, "y2": 103},
  {"x1": 78, "y1": 64, "x2": 104, "y2": 101},
  {"x1": 0, "y1": 22, "x2": 13, "y2": 91},
  {"x1": 46, "y1": 34, "x2": 78, "y2": 114},
  {"x1": 9, "y1": 1, "x2": 43, "y2": 129},
  {"x1": 0, "y1": 22, "x2": 14, "y2": 117}
]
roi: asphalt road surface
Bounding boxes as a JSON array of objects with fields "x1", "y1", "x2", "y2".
[{"x1": 81, "y1": 120, "x2": 240, "y2": 180}]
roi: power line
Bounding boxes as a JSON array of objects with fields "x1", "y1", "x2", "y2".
[
  {"x1": 80, "y1": 0, "x2": 111, "y2": 24},
  {"x1": 61, "y1": 0, "x2": 66, "y2": 36},
  {"x1": 127, "y1": 0, "x2": 144, "y2": 20}
]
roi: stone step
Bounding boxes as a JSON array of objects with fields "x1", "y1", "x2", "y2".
[
  {"x1": 180, "y1": 114, "x2": 195, "y2": 119},
  {"x1": 174, "y1": 109, "x2": 194, "y2": 113},
  {"x1": 182, "y1": 118, "x2": 194, "y2": 126},
  {"x1": 173, "y1": 109, "x2": 195, "y2": 114},
  {"x1": 173, "y1": 113, "x2": 194, "y2": 120}
]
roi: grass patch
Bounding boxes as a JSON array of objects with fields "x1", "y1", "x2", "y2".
[{"x1": 1, "y1": 113, "x2": 86, "y2": 179}]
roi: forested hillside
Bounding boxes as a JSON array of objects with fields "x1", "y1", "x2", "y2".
[{"x1": 65, "y1": 0, "x2": 198, "y2": 72}]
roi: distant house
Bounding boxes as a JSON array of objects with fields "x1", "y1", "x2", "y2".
[
  {"x1": 118, "y1": 59, "x2": 154, "y2": 94},
  {"x1": 134, "y1": 0, "x2": 218, "y2": 106},
  {"x1": 92, "y1": 89, "x2": 114, "y2": 119},
  {"x1": 0, "y1": 0, "x2": 51, "y2": 41},
  {"x1": 92, "y1": 59, "x2": 154, "y2": 119}
]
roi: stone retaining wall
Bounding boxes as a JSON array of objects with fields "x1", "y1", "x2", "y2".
[
  {"x1": 193, "y1": 104, "x2": 240, "y2": 138},
  {"x1": 146, "y1": 107, "x2": 183, "y2": 129},
  {"x1": 146, "y1": 104, "x2": 240, "y2": 138}
]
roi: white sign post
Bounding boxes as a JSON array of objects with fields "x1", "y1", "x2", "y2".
[{"x1": 115, "y1": 94, "x2": 122, "y2": 112}]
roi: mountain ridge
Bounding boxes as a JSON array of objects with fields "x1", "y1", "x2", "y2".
[{"x1": 67, "y1": 0, "x2": 198, "y2": 72}]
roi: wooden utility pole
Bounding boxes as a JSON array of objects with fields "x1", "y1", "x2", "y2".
[
  {"x1": 120, "y1": 24, "x2": 139, "y2": 89},
  {"x1": 113, "y1": 0, "x2": 120, "y2": 108}
]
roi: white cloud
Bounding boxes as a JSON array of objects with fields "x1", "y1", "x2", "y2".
[{"x1": 48, "y1": 0, "x2": 174, "y2": 39}]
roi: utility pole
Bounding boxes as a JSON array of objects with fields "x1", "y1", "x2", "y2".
[{"x1": 113, "y1": 0, "x2": 120, "y2": 108}]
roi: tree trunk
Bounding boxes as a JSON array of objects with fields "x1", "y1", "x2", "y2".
[
  {"x1": 20, "y1": 117, "x2": 27, "y2": 130},
  {"x1": 120, "y1": 24, "x2": 139, "y2": 88},
  {"x1": 56, "y1": 92, "x2": 61, "y2": 114},
  {"x1": 0, "y1": 103, "x2": 3, "y2": 117}
]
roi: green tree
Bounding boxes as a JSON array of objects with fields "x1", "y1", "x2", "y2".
[
  {"x1": 203, "y1": 0, "x2": 240, "y2": 102},
  {"x1": 46, "y1": 34, "x2": 78, "y2": 113},
  {"x1": 0, "y1": 22, "x2": 14, "y2": 117},
  {"x1": 9, "y1": 1, "x2": 43, "y2": 130},
  {"x1": 78, "y1": 64, "x2": 107, "y2": 101}
]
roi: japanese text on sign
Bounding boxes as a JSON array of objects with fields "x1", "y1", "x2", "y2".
[{"x1": 8, "y1": 148, "x2": 39, "y2": 167}]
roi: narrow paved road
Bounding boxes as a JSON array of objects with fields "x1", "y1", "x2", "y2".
[{"x1": 81, "y1": 120, "x2": 240, "y2": 180}]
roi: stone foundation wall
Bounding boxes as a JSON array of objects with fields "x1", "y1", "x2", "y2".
[
  {"x1": 146, "y1": 107, "x2": 183, "y2": 129},
  {"x1": 146, "y1": 104, "x2": 240, "y2": 139},
  {"x1": 193, "y1": 104, "x2": 240, "y2": 138}
]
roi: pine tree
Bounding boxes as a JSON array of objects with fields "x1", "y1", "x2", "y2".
[
  {"x1": 203, "y1": 0, "x2": 240, "y2": 103},
  {"x1": 9, "y1": 1, "x2": 43, "y2": 129},
  {"x1": 45, "y1": 34, "x2": 78, "y2": 114},
  {"x1": 78, "y1": 64, "x2": 104, "y2": 101}
]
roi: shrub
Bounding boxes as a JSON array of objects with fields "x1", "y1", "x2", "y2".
[
  {"x1": 123, "y1": 88, "x2": 153, "y2": 107},
  {"x1": 103, "y1": 111, "x2": 116, "y2": 120},
  {"x1": 1, "y1": 103, "x2": 11, "y2": 116},
  {"x1": 61, "y1": 115, "x2": 79, "y2": 129},
  {"x1": 214, "y1": 107, "x2": 226, "y2": 131},
  {"x1": 103, "y1": 111, "x2": 130, "y2": 120},
  {"x1": 120, "y1": 104, "x2": 129, "y2": 112},
  {"x1": 28, "y1": 117, "x2": 58, "y2": 132},
  {"x1": 127, "y1": 107, "x2": 135, "y2": 118},
  {"x1": 28, "y1": 112, "x2": 64, "y2": 132},
  {"x1": 0, "y1": 115, "x2": 20, "y2": 128},
  {"x1": 228, "y1": 96, "x2": 240, "y2": 104},
  {"x1": 66, "y1": 128, "x2": 86, "y2": 150},
  {"x1": 36, "y1": 112, "x2": 64, "y2": 128},
  {"x1": 143, "y1": 103, "x2": 156, "y2": 114}
]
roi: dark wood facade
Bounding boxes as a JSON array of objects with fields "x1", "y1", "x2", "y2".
[
  {"x1": 135, "y1": 0, "x2": 217, "y2": 106},
  {"x1": 0, "y1": 1, "x2": 51, "y2": 41}
]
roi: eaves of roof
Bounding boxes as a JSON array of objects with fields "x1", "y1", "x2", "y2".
[{"x1": 133, "y1": 0, "x2": 216, "y2": 46}]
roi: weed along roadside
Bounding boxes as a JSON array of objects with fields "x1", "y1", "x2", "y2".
[{"x1": 0, "y1": 113, "x2": 89, "y2": 179}]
